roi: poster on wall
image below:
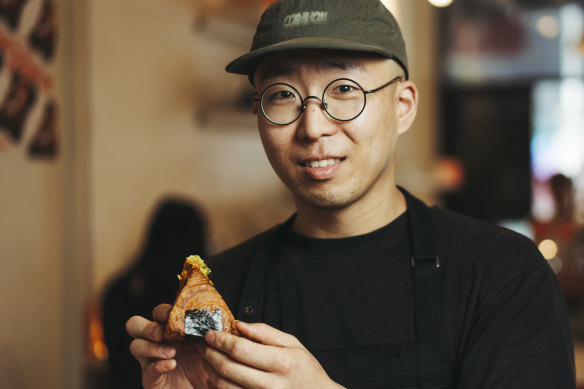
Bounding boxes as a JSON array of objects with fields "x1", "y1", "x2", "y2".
[{"x1": 0, "y1": 0, "x2": 58, "y2": 159}]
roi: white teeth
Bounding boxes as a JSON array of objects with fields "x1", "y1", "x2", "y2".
[{"x1": 308, "y1": 158, "x2": 340, "y2": 168}]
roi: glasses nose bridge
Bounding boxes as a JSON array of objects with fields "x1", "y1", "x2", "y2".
[{"x1": 300, "y1": 95, "x2": 328, "y2": 112}]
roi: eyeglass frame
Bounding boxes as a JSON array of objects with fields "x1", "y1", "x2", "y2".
[{"x1": 252, "y1": 76, "x2": 403, "y2": 126}]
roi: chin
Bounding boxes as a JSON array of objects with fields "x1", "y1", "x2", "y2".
[{"x1": 298, "y1": 190, "x2": 359, "y2": 211}]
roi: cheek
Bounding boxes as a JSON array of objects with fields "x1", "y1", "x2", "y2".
[
  {"x1": 258, "y1": 127, "x2": 292, "y2": 170},
  {"x1": 349, "y1": 100, "x2": 400, "y2": 167},
  {"x1": 258, "y1": 125, "x2": 288, "y2": 153},
  {"x1": 351, "y1": 102, "x2": 399, "y2": 145}
]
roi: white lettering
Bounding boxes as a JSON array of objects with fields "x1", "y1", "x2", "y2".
[{"x1": 283, "y1": 11, "x2": 327, "y2": 28}]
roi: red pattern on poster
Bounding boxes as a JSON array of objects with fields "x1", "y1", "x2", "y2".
[{"x1": 0, "y1": 26, "x2": 52, "y2": 91}]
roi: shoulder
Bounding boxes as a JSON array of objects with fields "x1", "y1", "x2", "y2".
[
  {"x1": 427, "y1": 205, "x2": 553, "y2": 302},
  {"x1": 430, "y1": 208, "x2": 575, "y2": 385},
  {"x1": 206, "y1": 224, "x2": 281, "y2": 311},
  {"x1": 429, "y1": 206, "x2": 544, "y2": 269},
  {"x1": 402, "y1": 188, "x2": 542, "y2": 272}
]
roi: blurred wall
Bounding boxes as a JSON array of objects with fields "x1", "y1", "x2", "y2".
[
  {"x1": 0, "y1": 1, "x2": 66, "y2": 388},
  {"x1": 394, "y1": 0, "x2": 440, "y2": 200},
  {"x1": 0, "y1": 144, "x2": 64, "y2": 387}
]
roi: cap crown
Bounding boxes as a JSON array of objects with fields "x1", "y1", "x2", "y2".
[{"x1": 225, "y1": 0, "x2": 408, "y2": 79}]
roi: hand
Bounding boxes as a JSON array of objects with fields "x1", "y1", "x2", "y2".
[
  {"x1": 126, "y1": 304, "x2": 209, "y2": 389},
  {"x1": 201, "y1": 321, "x2": 345, "y2": 389}
]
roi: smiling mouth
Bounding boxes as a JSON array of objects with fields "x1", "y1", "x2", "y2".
[{"x1": 300, "y1": 158, "x2": 343, "y2": 168}]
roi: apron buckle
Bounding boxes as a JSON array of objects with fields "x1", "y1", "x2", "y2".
[{"x1": 410, "y1": 256, "x2": 440, "y2": 268}]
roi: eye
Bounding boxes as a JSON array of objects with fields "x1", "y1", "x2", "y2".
[
  {"x1": 337, "y1": 84, "x2": 356, "y2": 93},
  {"x1": 327, "y1": 80, "x2": 362, "y2": 100},
  {"x1": 274, "y1": 90, "x2": 294, "y2": 100},
  {"x1": 263, "y1": 85, "x2": 297, "y2": 105}
]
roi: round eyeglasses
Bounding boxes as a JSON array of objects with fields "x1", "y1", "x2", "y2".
[{"x1": 253, "y1": 76, "x2": 402, "y2": 126}]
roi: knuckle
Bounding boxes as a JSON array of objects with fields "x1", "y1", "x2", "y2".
[
  {"x1": 214, "y1": 358, "x2": 231, "y2": 377},
  {"x1": 128, "y1": 339, "x2": 142, "y2": 357},
  {"x1": 145, "y1": 360, "x2": 160, "y2": 376},
  {"x1": 146, "y1": 322, "x2": 163, "y2": 340},
  {"x1": 128, "y1": 338, "x2": 159, "y2": 360},
  {"x1": 272, "y1": 354, "x2": 294, "y2": 374},
  {"x1": 230, "y1": 340, "x2": 248, "y2": 359},
  {"x1": 152, "y1": 303, "x2": 171, "y2": 321},
  {"x1": 201, "y1": 345, "x2": 212, "y2": 360},
  {"x1": 154, "y1": 359, "x2": 171, "y2": 375}
]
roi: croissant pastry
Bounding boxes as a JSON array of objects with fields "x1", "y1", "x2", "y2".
[{"x1": 164, "y1": 255, "x2": 237, "y2": 341}]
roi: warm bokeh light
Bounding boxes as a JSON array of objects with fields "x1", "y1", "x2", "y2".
[
  {"x1": 87, "y1": 302, "x2": 108, "y2": 362},
  {"x1": 537, "y1": 15, "x2": 561, "y2": 39},
  {"x1": 427, "y1": 0, "x2": 453, "y2": 7},
  {"x1": 539, "y1": 238, "x2": 559, "y2": 260}
]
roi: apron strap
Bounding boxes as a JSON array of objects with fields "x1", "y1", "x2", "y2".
[
  {"x1": 401, "y1": 188, "x2": 442, "y2": 342},
  {"x1": 411, "y1": 256, "x2": 441, "y2": 341},
  {"x1": 236, "y1": 216, "x2": 295, "y2": 322}
]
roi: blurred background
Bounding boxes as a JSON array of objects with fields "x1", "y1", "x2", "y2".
[{"x1": 0, "y1": 0, "x2": 583, "y2": 387}]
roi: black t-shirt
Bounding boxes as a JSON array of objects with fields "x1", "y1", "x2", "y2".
[
  {"x1": 263, "y1": 211, "x2": 416, "y2": 351},
  {"x1": 209, "y1": 192, "x2": 576, "y2": 388}
]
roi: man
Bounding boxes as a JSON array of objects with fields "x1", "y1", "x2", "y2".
[{"x1": 126, "y1": 0, "x2": 576, "y2": 388}]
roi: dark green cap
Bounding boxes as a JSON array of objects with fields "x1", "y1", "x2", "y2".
[{"x1": 225, "y1": 0, "x2": 409, "y2": 80}]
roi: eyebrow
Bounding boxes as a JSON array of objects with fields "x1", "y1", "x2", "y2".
[
  {"x1": 257, "y1": 59, "x2": 366, "y2": 84},
  {"x1": 326, "y1": 59, "x2": 365, "y2": 72},
  {"x1": 257, "y1": 66, "x2": 298, "y2": 83}
]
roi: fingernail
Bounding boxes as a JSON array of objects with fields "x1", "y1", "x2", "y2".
[
  {"x1": 236, "y1": 320, "x2": 249, "y2": 330},
  {"x1": 205, "y1": 331, "x2": 216, "y2": 343},
  {"x1": 160, "y1": 346, "x2": 175, "y2": 358}
]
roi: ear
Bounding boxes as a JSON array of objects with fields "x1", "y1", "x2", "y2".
[{"x1": 396, "y1": 81, "x2": 418, "y2": 136}]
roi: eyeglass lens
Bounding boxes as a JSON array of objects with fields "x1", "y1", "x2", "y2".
[{"x1": 260, "y1": 79, "x2": 366, "y2": 125}]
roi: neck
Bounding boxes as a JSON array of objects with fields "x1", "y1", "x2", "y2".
[{"x1": 292, "y1": 185, "x2": 406, "y2": 238}]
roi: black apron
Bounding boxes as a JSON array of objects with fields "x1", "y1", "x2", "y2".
[{"x1": 235, "y1": 190, "x2": 451, "y2": 388}]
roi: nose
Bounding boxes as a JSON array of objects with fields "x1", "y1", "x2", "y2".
[{"x1": 296, "y1": 96, "x2": 337, "y2": 141}]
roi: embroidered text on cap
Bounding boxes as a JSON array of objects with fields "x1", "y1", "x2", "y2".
[{"x1": 283, "y1": 11, "x2": 328, "y2": 28}]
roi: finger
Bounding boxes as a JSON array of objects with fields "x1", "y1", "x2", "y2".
[
  {"x1": 138, "y1": 359, "x2": 177, "y2": 389},
  {"x1": 236, "y1": 321, "x2": 301, "y2": 348},
  {"x1": 152, "y1": 303, "x2": 172, "y2": 323},
  {"x1": 205, "y1": 330, "x2": 287, "y2": 373},
  {"x1": 129, "y1": 338, "x2": 176, "y2": 369},
  {"x1": 202, "y1": 357, "x2": 246, "y2": 389},
  {"x1": 126, "y1": 315, "x2": 165, "y2": 342},
  {"x1": 206, "y1": 380, "x2": 219, "y2": 389},
  {"x1": 145, "y1": 358, "x2": 177, "y2": 377},
  {"x1": 202, "y1": 345, "x2": 265, "y2": 389}
]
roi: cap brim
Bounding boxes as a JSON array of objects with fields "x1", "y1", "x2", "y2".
[{"x1": 225, "y1": 37, "x2": 407, "y2": 79}]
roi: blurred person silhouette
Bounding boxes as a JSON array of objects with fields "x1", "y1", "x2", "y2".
[
  {"x1": 550, "y1": 173, "x2": 576, "y2": 223},
  {"x1": 534, "y1": 174, "x2": 584, "y2": 342},
  {"x1": 102, "y1": 196, "x2": 208, "y2": 389},
  {"x1": 533, "y1": 173, "x2": 578, "y2": 274}
]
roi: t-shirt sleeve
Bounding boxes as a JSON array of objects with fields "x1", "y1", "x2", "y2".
[{"x1": 453, "y1": 237, "x2": 576, "y2": 388}]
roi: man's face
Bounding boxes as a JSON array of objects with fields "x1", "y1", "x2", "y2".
[{"x1": 253, "y1": 49, "x2": 416, "y2": 212}]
